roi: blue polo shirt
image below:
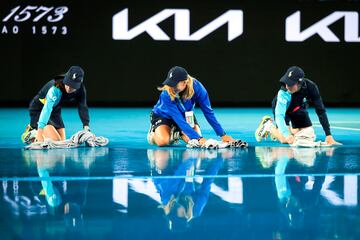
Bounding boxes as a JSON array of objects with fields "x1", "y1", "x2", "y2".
[{"x1": 152, "y1": 79, "x2": 225, "y2": 140}]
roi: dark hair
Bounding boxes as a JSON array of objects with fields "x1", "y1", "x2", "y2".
[{"x1": 54, "y1": 74, "x2": 66, "y2": 92}]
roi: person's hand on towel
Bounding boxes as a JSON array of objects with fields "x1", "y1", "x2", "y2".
[
  {"x1": 198, "y1": 137, "x2": 207, "y2": 146},
  {"x1": 325, "y1": 135, "x2": 342, "y2": 146},
  {"x1": 286, "y1": 135, "x2": 295, "y2": 144},
  {"x1": 221, "y1": 135, "x2": 235, "y2": 143}
]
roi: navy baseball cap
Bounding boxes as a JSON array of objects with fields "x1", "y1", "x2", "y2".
[
  {"x1": 162, "y1": 66, "x2": 188, "y2": 87},
  {"x1": 280, "y1": 66, "x2": 304, "y2": 87},
  {"x1": 63, "y1": 66, "x2": 84, "y2": 90}
]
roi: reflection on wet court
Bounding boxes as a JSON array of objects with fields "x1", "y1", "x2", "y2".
[{"x1": 0, "y1": 108, "x2": 360, "y2": 239}]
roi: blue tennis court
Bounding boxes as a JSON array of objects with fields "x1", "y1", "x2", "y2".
[{"x1": 1, "y1": 108, "x2": 360, "y2": 239}]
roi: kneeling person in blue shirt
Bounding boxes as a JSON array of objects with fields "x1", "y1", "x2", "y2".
[{"x1": 148, "y1": 66, "x2": 235, "y2": 147}]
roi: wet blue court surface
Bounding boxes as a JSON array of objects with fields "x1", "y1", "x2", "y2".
[{"x1": 0, "y1": 108, "x2": 360, "y2": 239}]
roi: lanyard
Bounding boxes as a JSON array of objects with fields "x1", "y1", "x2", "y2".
[{"x1": 176, "y1": 94, "x2": 186, "y2": 112}]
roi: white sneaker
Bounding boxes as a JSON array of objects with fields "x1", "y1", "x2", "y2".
[
  {"x1": 21, "y1": 125, "x2": 37, "y2": 144},
  {"x1": 147, "y1": 124, "x2": 156, "y2": 145},
  {"x1": 255, "y1": 115, "x2": 273, "y2": 142},
  {"x1": 169, "y1": 126, "x2": 181, "y2": 144}
]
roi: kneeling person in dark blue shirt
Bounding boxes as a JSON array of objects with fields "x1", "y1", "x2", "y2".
[{"x1": 148, "y1": 66, "x2": 235, "y2": 147}]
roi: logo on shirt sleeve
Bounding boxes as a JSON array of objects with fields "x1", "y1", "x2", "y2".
[
  {"x1": 48, "y1": 89, "x2": 57, "y2": 101},
  {"x1": 278, "y1": 96, "x2": 287, "y2": 104}
]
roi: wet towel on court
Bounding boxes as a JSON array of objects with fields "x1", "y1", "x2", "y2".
[
  {"x1": 186, "y1": 139, "x2": 248, "y2": 149},
  {"x1": 290, "y1": 127, "x2": 329, "y2": 148},
  {"x1": 25, "y1": 130, "x2": 109, "y2": 150}
]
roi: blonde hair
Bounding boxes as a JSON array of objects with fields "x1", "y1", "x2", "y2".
[
  {"x1": 160, "y1": 195, "x2": 194, "y2": 221},
  {"x1": 158, "y1": 76, "x2": 195, "y2": 101}
]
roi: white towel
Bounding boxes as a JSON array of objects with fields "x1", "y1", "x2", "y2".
[
  {"x1": 290, "y1": 127, "x2": 329, "y2": 148},
  {"x1": 186, "y1": 139, "x2": 248, "y2": 149},
  {"x1": 25, "y1": 130, "x2": 109, "y2": 150}
]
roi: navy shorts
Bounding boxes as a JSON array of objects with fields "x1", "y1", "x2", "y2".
[
  {"x1": 273, "y1": 107, "x2": 312, "y2": 129},
  {"x1": 286, "y1": 108, "x2": 312, "y2": 129},
  {"x1": 30, "y1": 108, "x2": 65, "y2": 129},
  {"x1": 149, "y1": 112, "x2": 198, "y2": 132}
]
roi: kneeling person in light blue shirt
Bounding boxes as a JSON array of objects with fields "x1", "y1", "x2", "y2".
[
  {"x1": 21, "y1": 66, "x2": 90, "y2": 144},
  {"x1": 255, "y1": 66, "x2": 340, "y2": 146}
]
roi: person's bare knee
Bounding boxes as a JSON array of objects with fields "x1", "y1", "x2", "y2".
[
  {"x1": 154, "y1": 125, "x2": 171, "y2": 147},
  {"x1": 43, "y1": 125, "x2": 61, "y2": 141},
  {"x1": 155, "y1": 135, "x2": 170, "y2": 146}
]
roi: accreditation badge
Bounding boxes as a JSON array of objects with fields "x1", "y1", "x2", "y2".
[{"x1": 185, "y1": 111, "x2": 195, "y2": 128}]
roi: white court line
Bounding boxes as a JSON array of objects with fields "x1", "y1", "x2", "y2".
[
  {"x1": 313, "y1": 121, "x2": 360, "y2": 124},
  {"x1": 314, "y1": 124, "x2": 360, "y2": 131}
]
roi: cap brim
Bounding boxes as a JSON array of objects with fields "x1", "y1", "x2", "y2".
[
  {"x1": 280, "y1": 75, "x2": 297, "y2": 87},
  {"x1": 162, "y1": 78, "x2": 176, "y2": 87},
  {"x1": 64, "y1": 77, "x2": 82, "y2": 89},
  {"x1": 71, "y1": 82, "x2": 81, "y2": 90}
]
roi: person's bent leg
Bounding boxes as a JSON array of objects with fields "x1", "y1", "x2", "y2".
[
  {"x1": 269, "y1": 126, "x2": 288, "y2": 144},
  {"x1": 43, "y1": 125, "x2": 62, "y2": 141},
  {"x1": 57, "y1": 128, "x2": 66, "y2": 141},
  {"x1": 154, "y1": 125, "x2": 171, "y2": 147},
  {"x1": 47, "y1": 109, "x2": 65, "y2": 141}
]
